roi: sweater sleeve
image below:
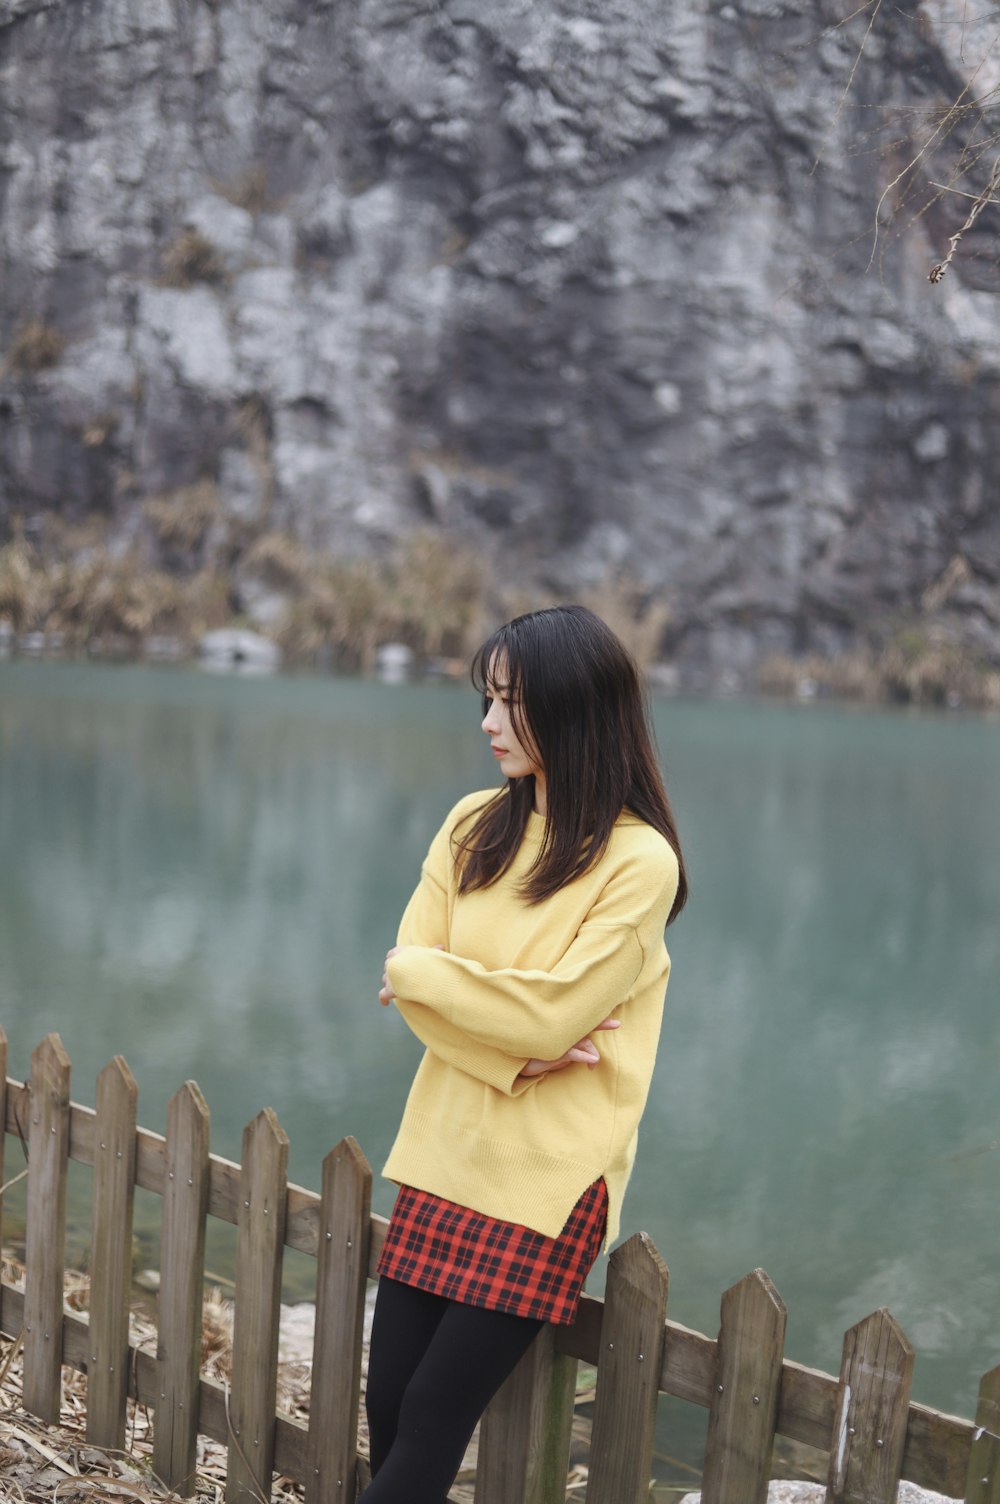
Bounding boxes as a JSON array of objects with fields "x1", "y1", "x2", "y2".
[
  {"x1": 386, "y1": 845, "x2": 678, "y2": 1059},
  {"x1": 391, "y1": 801, "x2": 534, "y2": 1095},
  {"x1": 393, "y1": 997, "x2": 535, "y2": 1095}
]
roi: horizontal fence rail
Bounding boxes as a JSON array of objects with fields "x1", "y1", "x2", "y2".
[{"x1": 0, "y1": 1031, "x2": 996, "y2": 1504}]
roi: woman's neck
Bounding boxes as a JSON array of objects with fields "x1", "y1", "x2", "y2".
[{"x1": 532, "y1": 774, "x2": 547, "y2": 817}]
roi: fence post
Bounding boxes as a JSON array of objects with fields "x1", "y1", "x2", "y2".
[
  {"x1": 306, "y1": 1136, "x2": 372, "y2": 1504},
  {"x1": 24, "y1": 1033, "x2": 71, "y2": 1422},
  {"x1": 585, "y1": 1232, "x2": 669, "y2": 1504},
  {"x1": 826, "y1": 1308, "x2": 914, "y2": 1504},
  {"x1": 475, "y1": 1323, "x2": 578, "y2": 1504},
  {"x1": 700, "y1": 1268, "x2": 787, "y2": 1504},
  {"x1": 87, "y1": 1055, "x2": 138, "y2": 1450},
  {"x1": 965, "y1": 1365, "x2": 1000, "y2": 1504},
  {"x1": 154, "y1": 1081, "x2": 211, "y2": 1497},
  {"x1": 226, "y1": 1108, "x2": 289, "y2": 1504}
]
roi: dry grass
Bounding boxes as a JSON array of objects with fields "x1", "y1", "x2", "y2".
[
  {"x1": 215, "y1": 164, "x2": 276, "y2": 217},
  {"x1": 232, "y1": 396, "x2": 271, "y2": 451},
  {"x1": 144, "y1": 481, "x2": 223, "y2": 555},
  {"x1": 0, "y1": 533, "x2": 47, "y2": 632},
  {"x1": 160, "y1": 229, "x2": 226, "y2": 290},
  {"x1": 0, "y1": 514, "x2": 232, "y2": 652},
  {"x1": 3, "y1": 319, "x2": 65, "y2": 375},
  {"x1": 391, "y1": 531, "x2": 487, "y2": 659},
  {"x1": 240, "y1": 531, "x2": 314, "y2": 591},
  {"x1": 759, "y1": 630, "x2": 1000, "y2": 710},
  {"x1": 276, "y1": 557, "x2": 387, "y2": 671},
  {"x1": 0, "y1": 1262, "x2": 308, "y2": 1504},
  {"x1": 579, "y1": 575, "x2": 672, "y2": 670},
  {"x1": 6, "y1": 511, "x2": 996, "y2": 704},
  {"x1": 273, "y1": 532, "x2": 487, "y2": 672}
]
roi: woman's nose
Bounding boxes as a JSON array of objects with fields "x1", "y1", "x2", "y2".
[{"x1": 482, "y1": 700, "x2": 499, "y2": 734}]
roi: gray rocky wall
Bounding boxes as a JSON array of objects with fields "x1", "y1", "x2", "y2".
[{"x1": 1, "y1": 0, "x2": 999, "y2": 679}]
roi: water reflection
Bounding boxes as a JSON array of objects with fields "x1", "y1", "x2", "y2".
[{"x1": 0, "y1": 663, "x2": 998, "y2": 1425}]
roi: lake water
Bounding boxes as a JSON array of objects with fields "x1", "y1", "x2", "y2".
[{"x1": 0, "y1": 658, "x2": 997, "y2": 1475}]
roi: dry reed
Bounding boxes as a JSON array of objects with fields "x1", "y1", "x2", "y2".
[
  {"x1": 759, "y1": 631, "x2": 1000, "y2": 710},
  {"x1": 3, "y1": 320, "x2": 65, "y2": 375},
  {"x1": 160, "y1": 229, "x2": 226, "y2": 290}
]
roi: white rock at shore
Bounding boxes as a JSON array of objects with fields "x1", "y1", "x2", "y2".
[
  {"x1": 679, "y1": 1484, "x2": 954, "y2": 1504},
  {"x1": 277, "y1": 1287, "x2": 378, "y2": 1365}
]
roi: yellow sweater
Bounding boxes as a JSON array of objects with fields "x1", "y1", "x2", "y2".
[{"x1": 383, "y1": 790, "x2": 679, "y2": 1245}]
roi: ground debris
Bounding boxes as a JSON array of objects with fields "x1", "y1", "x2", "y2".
[
  {"x1": 0, "y1": 1258, "x2": 317, "y2": 1503},
  {"x1": 0, "y1": 1260, "x2": 593, "y2": 1503}
]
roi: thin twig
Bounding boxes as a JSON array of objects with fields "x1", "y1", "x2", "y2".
[
  {"x1": 0, "y1": 1327, "x2": 24, "y2": 1387},
  {"x1": 929, "y1": 155, "x2": 1000, "y2": 280},
  {"x1": 812, "y1": 0, "x2": 883, "y2": 176}
]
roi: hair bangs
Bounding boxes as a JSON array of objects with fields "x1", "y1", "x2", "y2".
[{"x1": 471, "y1": 625, "x2": 532, "y2": 747}]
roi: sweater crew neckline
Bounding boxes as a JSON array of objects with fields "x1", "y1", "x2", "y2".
[{"x1": 523, "y1": 807, "x2": 547, "y2": 843}]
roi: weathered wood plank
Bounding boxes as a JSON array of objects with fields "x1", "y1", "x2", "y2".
[
  {"x1": 475, "y1": 1323, "x2": 577, "y2": 1504},
  {"x1": 23, "y1": 1034, "x2": 71, "y2": 1422},
  {"x1": 306, "y1": 1137, "x2": 372, "y2": 1504},
  {"x1": 555, "y1": 1292, "x2": 603, "y2": 1364},
  {"x1": 965, "y1": 1366, "x2": 1000, "y2": 1504},
  {"x1": 826, "y1": 1308, "x2": 915, "y2": 1504},
  {"x1": 5, "y1": 1076, "x2": 382, "y2": 1263},
  {"x1": 87, "y1": 1055, "x2": 138, "y2": 1450},
  {"x1": 586, "y1": 1232, "x2": 669, "y2": 1504},
  {"x1": 154, "y1": 1081, "x2": 211, "y2": 1497},
  {"x1": 776, "y1": 1359, "x2": 837, "y2": 1450},
  {"x1": 701, "y1": 1269, "x2": 787, "y2": 1504},
  {"x1": 227, "y1": 1109, "x2": 289, "y2": 1504}
]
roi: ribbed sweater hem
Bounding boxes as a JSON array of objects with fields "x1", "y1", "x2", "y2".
[{"x1": 382, "y1": 1109, "x2": 619, "y2": 1241}]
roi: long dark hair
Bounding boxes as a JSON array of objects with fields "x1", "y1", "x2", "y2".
[{"x1": 456, "y1": 605, "x2": 687, "y2": 923}]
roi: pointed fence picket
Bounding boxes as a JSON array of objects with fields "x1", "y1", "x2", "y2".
[
  {"x1": 23, "y1": 1034, "x2": 71, "y2": 1422},
  {"x1": 306, "y1": 1137, "x2": 371, "y2": 1504},
  {"x1": 154, "y1": 1080, "x2": 211, "y2": 1494},
  {"x1": 0, "y1": 1032, "x2": 996, "y2": 1504},
  {"x1": 965, "y1": 1366, "x2": 1000, "y2": 1504},
  {"x1": 827, "y1": 1309, "x2": 916, "y2": 1504},
  {"x1": 586, "y1": 1232, "x2": 669, "y2": 1504},
  {"x1": 700, "y1": 1268, "x2": 787, "y2": 1504},
  {"x1": 227, "y1": 1108, "x2": 289, "y2": 1504},
  {"x1": 87, "y1": 1055, "x2": 138, "y2": 1449}
]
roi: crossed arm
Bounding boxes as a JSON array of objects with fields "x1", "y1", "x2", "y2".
[
  {"x1": 379, "y1": 945, "x2": 620, "y2": 1079},
  {"x1": 378, "y1": 820, "x2": 674, "y2": 1089}
]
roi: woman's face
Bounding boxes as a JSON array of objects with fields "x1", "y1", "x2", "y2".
[{"x1": 481, "y1": 656, "x2": 542, "y2": 781}]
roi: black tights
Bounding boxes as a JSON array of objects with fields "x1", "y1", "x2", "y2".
[{"x1": 361, "y1": 1277, "x2": 543, "y2": 1504}]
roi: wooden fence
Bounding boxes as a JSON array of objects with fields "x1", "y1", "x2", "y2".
[{"x1": 0, "y1": 1031, "x2": 997, "y2": 1504}]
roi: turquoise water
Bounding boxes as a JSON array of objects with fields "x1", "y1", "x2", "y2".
[{"x1": 0, "y1": 659, "x2": 997, "y2": 1452}]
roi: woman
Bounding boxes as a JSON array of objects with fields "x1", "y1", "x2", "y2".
[{"x1": 363, "y1": 605, "x2": 687, "y2": 1504}]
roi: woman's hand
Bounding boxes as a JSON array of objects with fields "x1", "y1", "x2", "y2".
[
  {"x1": 518, "y1": 1017, "x2": 620, "y2": 1078},
  {"x1": 379, "y1": 945, "x2": 402, "y2": 1006}
]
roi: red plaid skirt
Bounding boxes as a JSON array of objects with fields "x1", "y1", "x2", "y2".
[{"x1": 376, "y1": 1179, "x2": 607, "y2": 1325}]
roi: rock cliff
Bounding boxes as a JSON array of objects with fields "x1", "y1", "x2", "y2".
[{"x1": 1, "y1": 0, "x2": 998, "y2": 682}]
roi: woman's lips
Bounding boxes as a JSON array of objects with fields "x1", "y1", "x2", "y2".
[{"x1": 491, "y1": 746, "x2": 508, "y2": 757}]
